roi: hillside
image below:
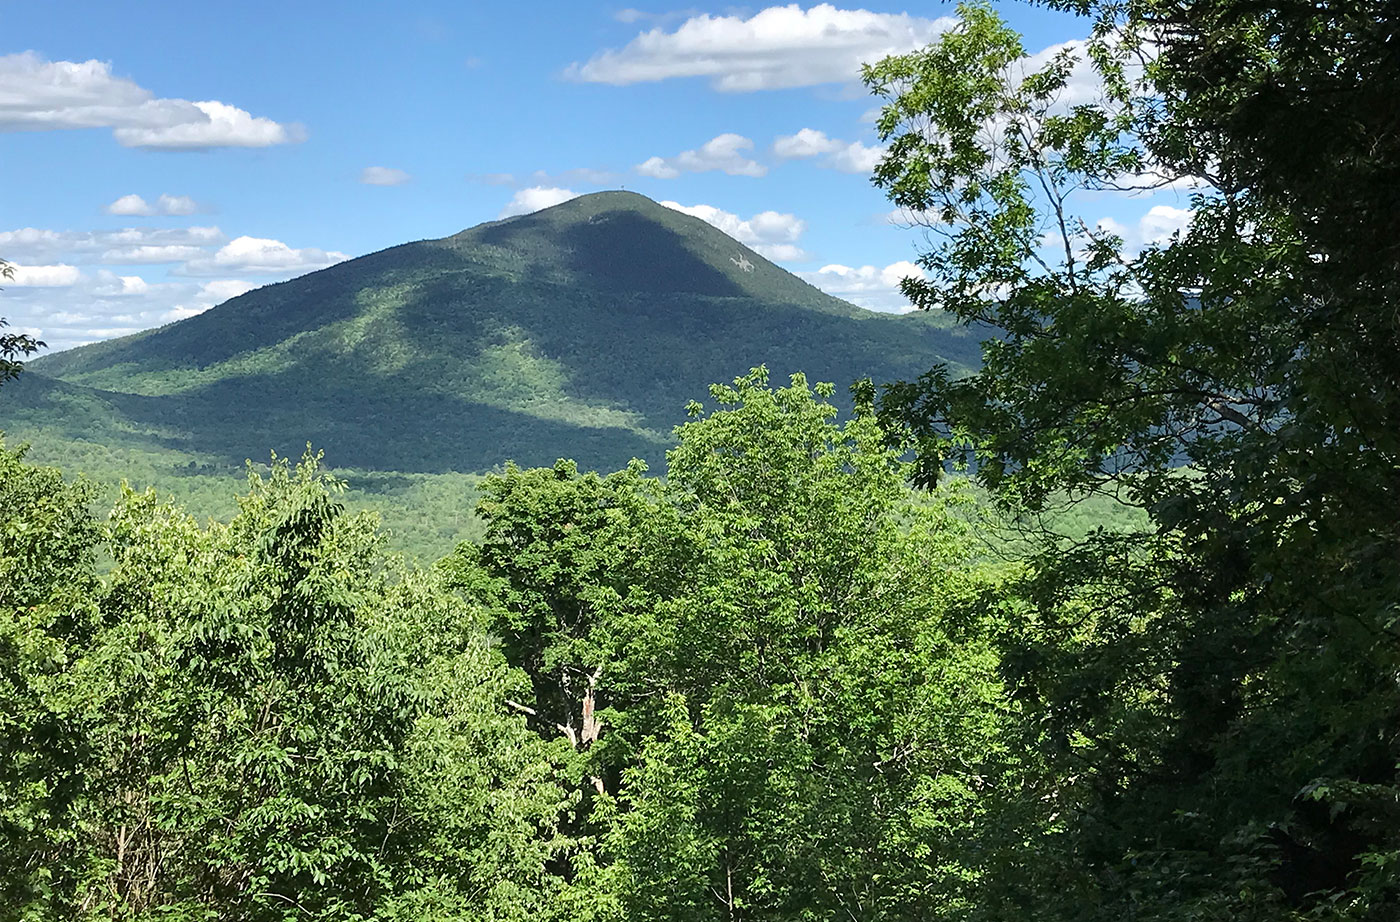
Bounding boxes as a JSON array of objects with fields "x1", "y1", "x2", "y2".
[
  {"x1": 0, "y1": 191, "x2": 978, "y2": 552},
  {"x1": 7, "y1": 191, "x2": 977, "y2": 472}
]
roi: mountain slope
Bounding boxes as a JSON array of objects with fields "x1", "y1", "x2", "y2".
[{"x1": 6, "y1": 191, "x2": 977, "y2": 475}]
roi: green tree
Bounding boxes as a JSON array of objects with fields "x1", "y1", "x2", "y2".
[
  {"x1": 598, "y1": 370, "x2": 1010, "y2": 921},
  {"x1": 867, "y1": 3, "x2": 1400, "y2": 919},
  {"x1": 1, "y1": 258, "x2": 45, "y2": 385},
  {"x1": 0, "y1": 441, "x2": 102, "y2": 914},
  {"x1": 1, "y1": 448, "x2": 575, "y2": 920},
  {"x1": 443, "y1": 459, "x2": 680, "y2": 798}
]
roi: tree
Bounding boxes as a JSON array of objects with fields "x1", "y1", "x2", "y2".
[
  {"x1": 443, "y1": 459, "x2": 680, "y2": 797},
  {"x1": 596, "y1": 370, "x2": 1010, "y2": 921},
  {"x1": 0, "y1": 440, "x2": 101, "y2": 914},
  {"x1": 2, "y1": 448, "x2": 575, "y2": 920},
  {"x1": 0, "y1": 258, "x2": 44, "y2": 385},
  {"x1": 866, "y1": 3, "x2": 1400, "y2": 919}
]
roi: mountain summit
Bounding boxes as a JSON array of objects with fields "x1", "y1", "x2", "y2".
[{"x1": 5, "y1": 191, "x2": 976, "y2": 473}]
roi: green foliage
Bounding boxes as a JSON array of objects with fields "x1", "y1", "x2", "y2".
[
  {"x1": 868, "y1": 3, "x2": 1400, "y2": 919},
  {"x1": 1, "y1": 258, "x2": 45, "y2": 385},
  {"x1": 0, "y1": 191, "x2": 978, "y2": 479},
  {"x1": 1, "y1": 433, "x2": 485, "y2": 563},
  {"x1": 1, "y1": 448, "x2": 573, "y2": 920},
  {"x1": 0, "y1": 440, "x2": 101, "y2": 914},
  {"x1": 455, "y1": 369, "x2": 1018, "y2": 921},
  {"x1": 442, "y1": 457, "x2": 679, "y2": 803}
]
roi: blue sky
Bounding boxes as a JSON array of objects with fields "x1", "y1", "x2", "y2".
[{"x1": 1, "y1": 1, "x2": 1192, "y2": 351}]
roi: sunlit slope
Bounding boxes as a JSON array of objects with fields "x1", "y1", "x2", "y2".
[{"x1": 10, "y1": 191, "x2": 978, "y2": 474}]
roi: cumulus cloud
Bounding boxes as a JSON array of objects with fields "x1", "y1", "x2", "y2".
[
  {"x1": 0, "y1": 52, "x2": 302, "y2": 149},
  {"x1": 636, "y1": 133, "x2": 766, "y2": 179},
  {"x1": 773, "y1": 128, "x2": 884, "y2": 173},
  {"x1": 661, "y1": 200, "x2": 809, "y2": 262},
  {"x1": 569, "y1": 4, "x2": 955, "y2": 91},
  {"x1": 112, "y1": 100, "x2": 301, "y2": 150},
  {"x1": 3, "y1": 272, "x2": 265, "y2": 351},
  {"x1": 104, "y1": 193, "x2": 202, "y2": 216},
  {"x1": 5, "y1": 263, "x2": 82, "y2": 287},
  {"x1": 360, "y1": 166, "x2": 411, "y2": 186},
  {"x1": 0, "y1": 226, "x2": 227, "y2": 270},
  {"x1": 1096, "y1": 204, "x2": 1194, "y2": 250},
  {"x1": 498, "y1": 186, "x2": 580, "y2": 218},
  {"x1": 176, "y1": 236, "x2": 349, "y2": 276},
  {"x1": 881, "y1": 206, "x2": 943, "y2": 227},
  {"x1": 198, "y1": 279, "x2": 258, "y2": 302},
  {"x1": 159, "y1": 281, "x2": 258, "y2": 322},
  {"x1": 0, "y1": 223, "x2": 331, "y2": 351},
  {"x1": 799, "y1": 260, "x2": 924, "y2": 312},
  {"x1": 101, "y1": 244, "x2": 208, "y2": 264},
  {"x1": 0, "y1": 226, "x2": 228, "y2": 266},
  {"x1": 91, "y1": 274, "x2": 150, "y2": 296},
  {"x1": 0, "y1": 223, "x2": 344, "y2": 281}
]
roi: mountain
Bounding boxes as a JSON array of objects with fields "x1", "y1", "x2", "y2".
[{"x1": 3, "y1": 191, "x2": 977, "y2": 477}]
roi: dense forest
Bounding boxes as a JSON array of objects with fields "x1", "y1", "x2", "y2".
[{"x1": 4, "y1": 0, "x2": 1399, "y2": 919}]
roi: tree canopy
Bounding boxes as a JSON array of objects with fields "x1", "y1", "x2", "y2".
[
  {"x1": 1, "y1": 258, "x2": 45, "y2": 386},
  {"x1": 867, "y1": 2, "x2": 1400, "y2": 918}
]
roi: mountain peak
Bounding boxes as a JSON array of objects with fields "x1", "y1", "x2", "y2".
[
  {"x1": 438, "y1": 190, "x2": 847, "y2": 309},
  {"x1": 11, "y1": 189, "x2": 978, "y2": 477}
]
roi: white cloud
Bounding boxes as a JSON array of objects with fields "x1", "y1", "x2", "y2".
[
  {"x1": 113, "y1": 100, "x2": 301, "y2": 150},
  {"x1": 176, "y1": 236, "x2": 348, "y2": 276},
  {"x1": 0, "y1": 242, "x2": 293, "y2": 352},
  {"x1": 635, "y1": 157, "x2": 680, "y2": 180},
  {"x1": 799, "y1": 260, "x2": 924, "y2": 312},
  {"x1": 91, "y1": 274, "x2": 149, "y2": 296},
  {"x1": 569, "y1": 4, "x2": 955, "y2": 91},
  {"x1": 0, "y1": 53, "x2": 301, "y2": 149},
  {"x1": 83, "y1": 326, "x2": 144, "y2": 339},
  {"x1": 0, "y1": 225, "x2": 226, "y2": 264},
  {"x1": 160, "y1": 306, "x2": 205, "y2": 322},
  {"x1": 1138, "y1": 205, "x2": 1193, "y2": 244},
  {"x1": 1018, "y1": 39, "x2": 1105, "y2": 111},
  {"x1": 827, "y1": 141, "x2": 884, "y2": 173},
  {"x1": 104, "y1": 193, "x2": 202, "y2": 216},
  {"x1": 1096, "y1": 204, "x2": 1194, "y2": 251},
  {"x1": 105, "y1": 194, "x2": 154, "y2": 216},
  {"x1": 101, "y1": 244, "x2": 208, "y2": 264},
  {"x1": 5, "y1": 263, "x2": 81, "y2": 287},
  {"x1": 773, "y1": 128, "x2": 884, "y2": 173},
  {"x1": 773, "y1": 127, "x2": 843, "y2": 158},
  {"x1": 158, "y1": 279, "x2": 260, "y2": 323},
  {"x1": 660, "y1": 200, "x2": 809, "y2": 262},
  {"x1": 498, "y1": 186, "x2": 579, "y2": 218},
  {"x1": 160, "y1": 280, "x2": 257, "y2": 322},
  {"x1": 881, "y1": 206, "x2": 942, "y2": 227},
  {"x1": 360, "y1": 166, "x2": 411, "y2": 186},
  {"x1": 636, "y1": 133, "x2": 766, "y2": 178},
  {"x1": 0, "y1": 222, "x2": 332, "y2": 348},
  {"x1": 199, "y1": 279, "x2": 258, "y2": 302}
]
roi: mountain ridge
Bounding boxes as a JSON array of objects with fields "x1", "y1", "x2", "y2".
[{"x1": 6, "y1": 191, "x2": 977, "y2": 476}]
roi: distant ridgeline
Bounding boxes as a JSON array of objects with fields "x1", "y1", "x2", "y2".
[{"x1": 0, "y1": 191, "x2": 979, "y2": 553}]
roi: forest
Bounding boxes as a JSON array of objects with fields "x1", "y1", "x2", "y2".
[{"x1": 3, "y1": 0, "x2": 1399, "y2": 919}]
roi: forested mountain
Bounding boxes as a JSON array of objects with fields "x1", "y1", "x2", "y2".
[
  {"x1": 1, "y1": 191, "x2": 978, "y2": 474},
  {"x1": 6, "y1": 0, "x2": 1397, "y2": 916}
]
